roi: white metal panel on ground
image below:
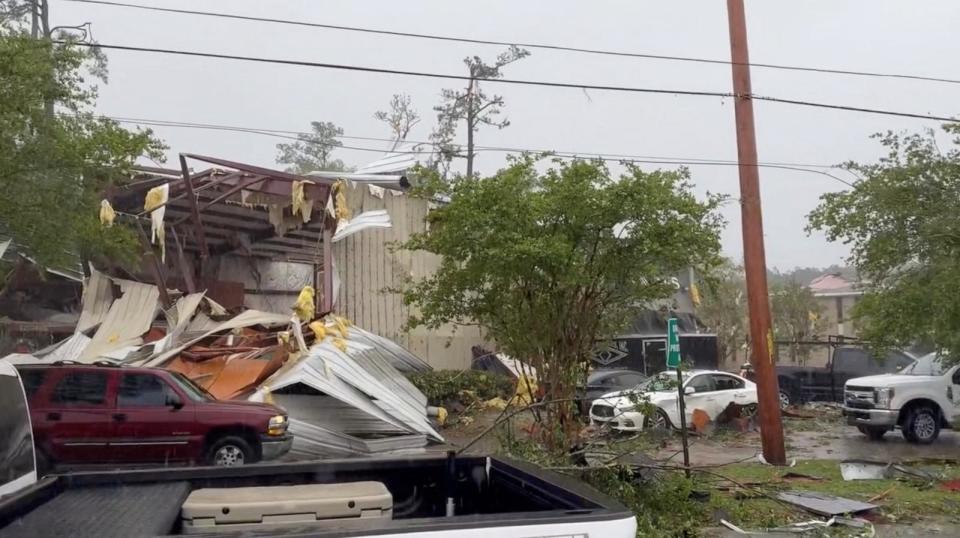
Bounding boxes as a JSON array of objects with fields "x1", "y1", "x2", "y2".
[
  {"x1": 81, "y1": 278, "x2": 160, "y2": 361},
  {"x1": 313, "y1": 340, "x2": 442, "y2": 442},
  {"x1": 157, "y1": 292, "x2": 206, "y2": 353},
  {"x1": 255, "y1": 356, "x2": 410, "y2": 433},
  {"x1": 75, "y1": 267, "x2": 114, "y2": 333}
]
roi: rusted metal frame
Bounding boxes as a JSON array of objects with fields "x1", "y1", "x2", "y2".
[
  {"x1": 133, "y1": 218, "x2": 172, "y2": 309},
  {"x1": 135, "y1": 170, "x2": 237, "y2": 218},
  {"x1": 169, "y1": 227, "x2": 196, "y2": 294},
  {"x1": 182, "y1": 153, "x2": 332, "y2": 199},
  {"x1": 179, "y1": 154, "x2": 210, "y2": 263},
  {"x1": 320, "y1": 215, "x2": 334, "y2": 316},
  {"x1": 169, "y1": 175, "x2": 268, "y2": 228}
]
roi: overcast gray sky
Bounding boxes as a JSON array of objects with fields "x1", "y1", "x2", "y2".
[{"x1": 54, "y1": 0, "x2": 960, "y2": 270}]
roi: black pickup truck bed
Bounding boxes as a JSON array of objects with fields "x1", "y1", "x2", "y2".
[{"x1": 0, "y1": 456, "x2": 633, "y2": 537}]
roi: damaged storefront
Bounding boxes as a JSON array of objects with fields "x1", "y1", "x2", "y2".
[{"x1": 1, "y1": 153, "x2": 445, "y2": 457}]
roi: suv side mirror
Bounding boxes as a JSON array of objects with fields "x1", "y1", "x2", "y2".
[
  {"x1": 166, "y1": 394, "x2": 184, "y2": 410},
  {"x1": 684, "y1": 386, "x2": 696, "y2": 395}
]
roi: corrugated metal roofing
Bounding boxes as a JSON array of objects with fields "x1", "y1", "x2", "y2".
[
  {"x1": 81, "y1": 278, "x2": 160, "y2": 361},
  {"x1": 76, "y1": 267, "x2": 114, "y2": 333}
]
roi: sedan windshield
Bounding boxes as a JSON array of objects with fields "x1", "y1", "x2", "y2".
[
  {"x1": 638, "y1": 372, "x2": 683, "y2": 392},
  {"x1": 900, "y1": 353, "x2": 948, "y2": 376}
]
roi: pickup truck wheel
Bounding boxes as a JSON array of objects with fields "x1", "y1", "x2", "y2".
[
  {"x1": 903, "y1": 407, "x2": 940, "y2": 445},
  {"x1": 856, "y1": 425, "x2": 887, "y2": 441},
  {"x1": 778, "y1": 390, "x2": 791, "y2": 410},
  {"x1": 207, "y1": 436, "x2": 254, "y2": 466}
]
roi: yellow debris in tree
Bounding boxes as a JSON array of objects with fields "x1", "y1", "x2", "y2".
[
  {"x1": 510, "y1": 375, "x2": 538, "y2": 406},
  {"x1": 690, "y1": 282, "x2": 702, "y2": 307},
  {"x1": 484, "y1": 397, "x2": 508, "y2": 411},
  {"x1": 309, "y1": 320, "x2": 327, "y2": 341},
  {"x1": 99, "y1": 199, "x2": 115, "y2": 227},
  {"x1": 291, "y1": 180, "x2": 314, "y2": 223},
  {"x1": 292, "y1": 286, "x2": 315, "y2": 321},
  {"x1": 333, "y1": 179, "x2": 350, "y2": 221},
  {"x1": 333, "y1": 337, "x2": 348, "y2": 352},
  {"x1": 436, "y1": 407, "x2": 448, "y2": 426}
]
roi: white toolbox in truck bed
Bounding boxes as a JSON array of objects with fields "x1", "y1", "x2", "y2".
[{"x1": 181, "y1": 481, "x2": 392, "y2": 533}]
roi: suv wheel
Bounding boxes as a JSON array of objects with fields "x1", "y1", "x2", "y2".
[
  {"x1": 856, "y1": 425, "x2": 887, "y2": 441},
  {"x1": 903, "y1": 406, "x2": 940, "y2": 445},
  {"x1": 207, "y1": 436, "x2": 255, "y2": 466}
]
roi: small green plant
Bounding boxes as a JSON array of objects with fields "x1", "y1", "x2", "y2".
[{"x1": 407, "y1": 370, "x2": 513, "y2": 406}]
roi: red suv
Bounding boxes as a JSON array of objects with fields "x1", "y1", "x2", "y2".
[{"x1": 16, "y1": 363, "x2": 291, "y2": 468}]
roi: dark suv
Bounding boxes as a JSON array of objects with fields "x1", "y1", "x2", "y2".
[{"x1": 16, "y1": 363, "x2": 291, "y2": 468}]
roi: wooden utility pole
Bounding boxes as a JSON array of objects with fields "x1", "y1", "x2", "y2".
[{"x1": 725, "y1": 0, "x2": 787, "y2": 465}]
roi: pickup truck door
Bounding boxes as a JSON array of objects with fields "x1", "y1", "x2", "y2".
[
  {"x1": 111, "y1": 372, "x2": 196, "y2": 464},
  {"x1": 42, "y1": 370, "x2": 115, "y2": 463}
]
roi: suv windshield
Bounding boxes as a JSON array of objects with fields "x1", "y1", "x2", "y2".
[
  {"x1": 900, "y1": 353, "x2": 948, "y2": 376},
  {"x1": 168, "y1": 372, "x2": 214, "y2": 401}
]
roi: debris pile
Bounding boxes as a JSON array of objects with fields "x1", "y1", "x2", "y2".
[{"x1": 3, "y1": 266, "x2": 441, "y2": 458}]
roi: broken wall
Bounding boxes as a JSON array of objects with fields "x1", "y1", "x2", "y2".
[
  {"x1": 216, "y1": 255, "x2": 316, "y2": 314},
  {"x1": 333, "y1": 185, "x2": 488, "y2": 370}
]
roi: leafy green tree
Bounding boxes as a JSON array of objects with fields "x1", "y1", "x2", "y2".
[
  {"x1": 430, "y1": 46, "x2": 529, "y2": 179},
  {"x1": 399, "y1": 157, "x2": 723, "y2": 449},
  {"x1": 697, "y1": 260, "x2": 747, "y2": 366},
  {"x1": 770, "y1": 280, "x2": 825, "y2": 364},
  {"x1": 1, "y1": 27, "x2": 163, "y2": 269},
  {"x1": 808, "y1": 123, "x2": 960, "y2": 358},
  {"x1": 276, "y1": 121, "x2": 348, "y2": 173}
]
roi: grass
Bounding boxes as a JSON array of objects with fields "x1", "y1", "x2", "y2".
[{"x1": 710, "y1": 459, "x2": 960, "y2": 528}]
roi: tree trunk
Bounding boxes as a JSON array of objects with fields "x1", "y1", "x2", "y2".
[
  {"x1": 465, "y1": 78, "x2": 476, "y2": 179},
  {"x1": 31, "y1": 0, "x2": 39, "y2": 38}
]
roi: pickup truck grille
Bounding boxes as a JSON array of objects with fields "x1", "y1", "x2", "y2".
[
  {"x1": 845, "y1": 387, "x2": 875, "y2": 409},
  {"x1": 592, "y1": 404, "x2": 615, "y2": 418}
]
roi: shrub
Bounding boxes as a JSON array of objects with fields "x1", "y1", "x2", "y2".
[{"x1": 407, "y1": 370, "x2": 514, "y2": 406}]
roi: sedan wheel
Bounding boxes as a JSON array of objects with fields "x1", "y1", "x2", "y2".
[{"x1": 645, "y1": 409, "x2": 670, "y2": 431}]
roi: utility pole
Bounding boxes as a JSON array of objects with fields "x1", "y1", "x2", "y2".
[{"x1": 725, "y1": 0, "x2": 786, "y2": 465}]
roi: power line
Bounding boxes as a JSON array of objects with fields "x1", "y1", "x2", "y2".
[
  {"x1": 64, "y1": 0, "x2": 960, "y2": 86},
  {"x1": 66, "y1": 41, "x2": 960, "y2": 124},
  {"x1": 63, "y1": 112, "x2": 856, "y2": 187}
]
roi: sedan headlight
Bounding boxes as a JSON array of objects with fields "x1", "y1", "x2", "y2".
[
  {"x1": 875, "y1": 387, "x2": 895, "y2": 408},
  {"x1": 268, "y1": 415, "x2": 288, "y2": 436}
]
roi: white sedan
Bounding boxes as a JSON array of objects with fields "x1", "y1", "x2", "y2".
[{"x1": 589, "y1": 370, "x2": 757, "y2": 432}]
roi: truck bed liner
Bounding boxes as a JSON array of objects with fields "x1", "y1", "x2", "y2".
[{"x1": 0, "y1": 481, "x2": 190, "y2": 538}]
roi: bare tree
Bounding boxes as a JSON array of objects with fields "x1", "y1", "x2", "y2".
[
  {"x1": 375, "y1": 93, "x2": 420, "y2": 151},
  {"x1": 431, "y1": 45, "x2": 530, "y2": 179}
]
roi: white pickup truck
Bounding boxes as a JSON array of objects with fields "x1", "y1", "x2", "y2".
[{"x1": 843, "y1": 353, "x2": 960, "y2": 444}]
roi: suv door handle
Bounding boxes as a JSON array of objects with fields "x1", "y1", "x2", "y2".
[
  {"x1": 47, "y1": 412, "x2": 61, "y2": 421},
  {"x1": 112, "y1": 413, "x2": 127, "y2": 422}
]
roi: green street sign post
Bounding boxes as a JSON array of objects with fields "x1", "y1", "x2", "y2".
[
  {"x1": 666, "y1": 317, "x2": 691, "y2": 476},
  {"x1": 666, "y1": 318, "x2": 681, "y2": 368}
]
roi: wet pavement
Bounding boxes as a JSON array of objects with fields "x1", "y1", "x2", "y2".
[{"x1": 657, "y1": 417, "x2": 960, "y2": 465}]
